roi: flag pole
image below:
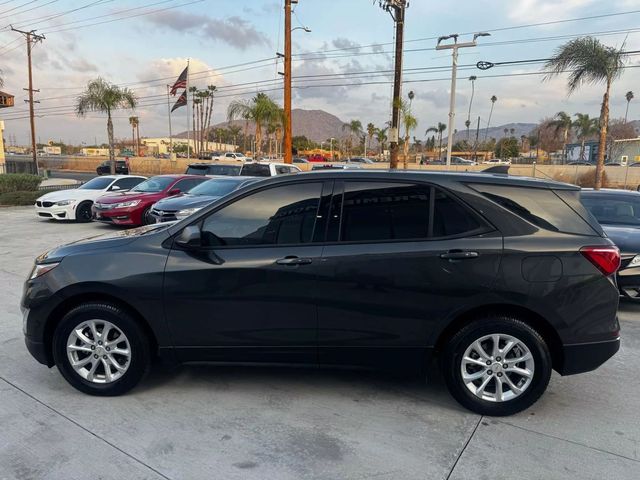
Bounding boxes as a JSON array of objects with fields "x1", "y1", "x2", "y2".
[
  {"x1": 186, "y1": 59, "x2": 191, "y2": 161},
  {"x1": 166, "y1": 84, "x2": 173, "y2": 158}
]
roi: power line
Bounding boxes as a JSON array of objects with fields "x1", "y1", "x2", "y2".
[{"x1": 2, "y1": 0, "x2": 114, "y2": 32}]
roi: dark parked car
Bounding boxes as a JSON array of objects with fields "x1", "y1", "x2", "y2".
[
  {"x1": 150, "y1": 176, "x2": 260, "y2": 223},
  {"x1": 22, "y1": 171, "x2": 620, "y2": 416},
  {"x1": 581, "y1": 189, "x2": 640, "y2": 299},
  {"x1": 97, "y1": 160, "x2": 129, "y2": 175}
]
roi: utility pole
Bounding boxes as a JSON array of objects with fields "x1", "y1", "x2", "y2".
[
  {"x1": 436, "y1": 32, "x2": 489, "y2": 168},
  {"x1": 377, "y1": 0, "x2": 407, "y2": 169},
  {"x1": 283, "y1": 0, "x2": 293, "y2": 164},
  {"x1": 12, "y1": 26, "x2": 44, "y2": 175}
]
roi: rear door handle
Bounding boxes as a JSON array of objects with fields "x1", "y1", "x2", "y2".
[
  {"x1": 276, "y1": 256, "x2": 313, "y2": 266},
  {"x1": 440, "y1": 250, "x2": 479, "y2": 260}
]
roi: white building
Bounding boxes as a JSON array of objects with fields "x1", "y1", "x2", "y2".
[{"x1": 141, "y1": 137, "x2": 238, "y2": 155}]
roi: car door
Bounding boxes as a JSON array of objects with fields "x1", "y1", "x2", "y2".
[
  {"x1": 164, "y1": 180, "x2": 332, "y2": 364},
  {"x1": 316, "y1": 180, "x2": 503, "y2": 373}
]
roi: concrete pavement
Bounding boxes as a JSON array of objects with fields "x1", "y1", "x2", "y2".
[{"x1": 0, "y1": 206, "x2": 638, "y2": 480}]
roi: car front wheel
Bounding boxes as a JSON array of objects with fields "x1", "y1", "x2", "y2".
[
  {"x1": 52, "y1": 303, "x2": 151, "y2": 396},
  {"x1": 442, "y1": 316, "x2": 552, "y2": 416},
  {"x1": 75, "y1": 201, "x2": 93, "y2": 223}
]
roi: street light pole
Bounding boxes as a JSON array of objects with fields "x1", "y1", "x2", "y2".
[
  {"x1": 437, "y1": 33, "x2": 489, "y2": 169},
  {"x1": 284, "y1": 0, "x2": 293, "y2": 165}
]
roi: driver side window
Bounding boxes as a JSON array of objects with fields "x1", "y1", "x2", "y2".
[{"x1": 200, "y1": 182, "x2": 323, "y2": 247}]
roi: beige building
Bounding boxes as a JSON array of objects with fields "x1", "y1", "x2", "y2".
[{"x1": 141, "y1": 137, "x2": 237, "y2": 155}]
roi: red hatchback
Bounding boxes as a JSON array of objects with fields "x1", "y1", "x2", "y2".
[{"x1": 92, "y1": 175, "x2": 207, "y2": 226}]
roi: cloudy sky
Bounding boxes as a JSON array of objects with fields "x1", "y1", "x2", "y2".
[{"x1": 1, "y1": 0, "x2": 640, "y2": 145}]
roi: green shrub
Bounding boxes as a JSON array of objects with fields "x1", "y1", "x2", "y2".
[
  {"x1": 0, "y1": 190, "x2": 43, "y2": 206},
  {"x1": 0, "y1": 174, "x2": 42, "y2": 193}
]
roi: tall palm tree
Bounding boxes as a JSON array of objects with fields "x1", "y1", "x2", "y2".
[
  {"x1": 375, "y1": 127, "x2": 388, "y2": 157},
  {"x1": 484, "y1": 95, "x2": 497, "y2": 141},
  {"x1": 227, "y1": 93, "x2": 280, "y2": 156},
  {"x1": 128, "y1": 116, "x2": 139, "y2": 156},
  {"x1": 366, "y1": 122, "x2": 376, "y2": 155},
  {"x1": 400, "y1": 100, "x2": 418, "y2": 168},
  {"x1": 503, "y1": 128, "x2": 509, "y2": 138},
  {"x1": 426, "y1": 123, "x2": 447, "y2": 160},
  {"x1": 549, "y1": 111, "x2": 573, "y2": 162},
  {"x1": 466, "y1": 76, "x2": 477, "y2": 140},
  {"x1": 342, "y1": 120, "x2": 363, "y2": 155},
  {"x1": 625, "y1": 91, "x2": 634, "y2": 123},
  {"x1": 573, "y1": 113, "x2": 599, "y2": 161},
  {"x1": 509, "y1": 128, "x2": 515, "y2": 136},
  {"x1": 228, "y1": 124, "x2": 243, "y2": 151},
  {"x1": 76, "y1": 78, "x2": 137, "y2": 173},
  {"x1": 545, "y1": 36, "x2": 628, "y2": 189}
]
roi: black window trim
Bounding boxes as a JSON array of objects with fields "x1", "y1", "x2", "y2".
[
  {"x1": 174, "y1": 178, "x2": 332, "y2": 251},
  {"x1": 324, "y1": 179, "x2": 494, "y2": 246}
]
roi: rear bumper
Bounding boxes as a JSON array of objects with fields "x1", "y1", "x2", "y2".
[{"x1": 558, "y1": 337, "x2": 620, "y2": 375}]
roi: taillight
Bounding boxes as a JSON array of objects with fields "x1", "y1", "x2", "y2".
[{"x1": 580, "y1": 246, "x2": 621, "y2": 276}]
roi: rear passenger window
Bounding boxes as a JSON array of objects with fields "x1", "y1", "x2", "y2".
[
  {"x1": 432, "y1": 188, "x2": 483, "y2": 237},
  {"x1": 470, "y1": 184, "x2": 597, "y2": 236}
]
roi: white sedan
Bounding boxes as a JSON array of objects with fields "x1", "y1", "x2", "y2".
[{"x1": 35, "y1": 175, "x2": 146, "y2": 222}]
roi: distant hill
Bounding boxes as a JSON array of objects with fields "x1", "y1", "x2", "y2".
[
  {"x1": 175, "y1": 108, "x2": 349, "y2": 144},
  {"x1": 452, "y1": 122, "x2": 538, "y2": 142}
]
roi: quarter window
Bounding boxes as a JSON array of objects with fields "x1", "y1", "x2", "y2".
[{"x1": 201, "y1": 183, "x2": 323, "y2": 247}]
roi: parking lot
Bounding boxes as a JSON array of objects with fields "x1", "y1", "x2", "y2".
[{"x1": 1, "y1": 206, "x2": 639, "y2": 480}]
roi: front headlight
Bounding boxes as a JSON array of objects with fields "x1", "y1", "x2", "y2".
[
  {"x1": 629, "y1": 255, "x2": 640, "y2": 267},
  {"x1": 55, "y1": 200, "x2": 75, "y2": 206},
  {"x1": 113, "y1": 200, "x2": 140, "y2": 209},
  {"x1": 30, "y1": 262, "x2": 60, "y2": 280},
  {"x1": 175, "y1": 207, "x2": 202, "y2": 220}
]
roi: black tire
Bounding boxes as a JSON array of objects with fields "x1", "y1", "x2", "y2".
[
  {"x1": 442, "y1": 315, "x2": 552, "y2": 416},
  {"x1": 75, "y1": 201, "x2": 93, "y2": 223},
  {"x1": 140, "y1": 206, "x2": 153, "y2": 226},
  {"x1": 52, "y1": 303, "x2": 151, "y2": 396}
]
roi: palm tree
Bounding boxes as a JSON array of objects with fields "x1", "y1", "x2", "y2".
[
  {"x1": 228, "y1": 124, "x2": 243, "y2": 151},
  {"x1": 426, "y1": 123, "x2": 447, "y2": 160},
  {"x1": 343, "y1": 120, "x2": 363, "y2": 155},
  {"x1": 544, "y1": 36, "x2": 628, "y2": 189},
  {"x1": 573, "y1": 113, "x2": 599, "y2": 161},
  {"x1": 625, "y1": 91, "x2": 634, "y2": 123},
  {"x1": 76, "y1": 78, "x2": 137, "y2": 173},
  {"x1": 509, "y1": 128, "x2": 515, "y2": 136},
  {"x1": 503, "y1": 128, "x2": 509, "y2": 138},
  {"x1": 375, "y1": 127, "x2": 388, "y2": 157},
  {"x1": 366, "y1": 122, "x2": 376, "y2": 156},
  {"x1": 400, "y1": 100, "x2": 418, "y2": 168},
  {"x1": 485, "y1": 95, "x2": 497, "y2": 141},
  {"x1": 227, "y1": 93, "x2": 280, "y2": 156},
  {"x1": 466, "y1": 76, "x2": 477, "y2": 140},
  {"x1": 128, "y1": 116, "x2": 139, "y2": 156},
  {"x1": 548, "y1": 111, "x2": 573, "y2": 162}
]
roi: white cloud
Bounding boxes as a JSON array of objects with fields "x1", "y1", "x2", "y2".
[{"x1": 507, "y1": 0, "x2": 595, "y2": 23}]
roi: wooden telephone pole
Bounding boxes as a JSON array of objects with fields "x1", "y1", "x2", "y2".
[{"x1": 11, "y1": 26, "x2": 44, "y2": 175}]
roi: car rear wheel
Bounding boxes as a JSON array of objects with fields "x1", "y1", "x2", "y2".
[
  {"x1": 75, "y1": 201, "x2": 93, "y2": 223},
  {"x1": 52, "y1": 303, "x2": 151, "y2": 396},
  {"x1": 442, "y1": 315, "x2": 552, "y2": 416}
]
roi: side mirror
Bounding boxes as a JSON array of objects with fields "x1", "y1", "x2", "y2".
[
  {"x1": 110, "y1": 185, "x2": 121, "y2": 191},
  {"x1": 176, "y1": 225, "x2": 201, "y2": 248},
  {"x1": 168, "y1": 188, "x2": 181, "y2": 196}
]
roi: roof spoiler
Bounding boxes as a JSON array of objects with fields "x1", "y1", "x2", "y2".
[{"x1": 481, "y1": 165, "x2": 510, "y2": 174}]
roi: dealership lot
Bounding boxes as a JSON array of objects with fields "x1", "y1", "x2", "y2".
[{"x1": 1, "y1": 206, "x2": 639, "y2": 480}]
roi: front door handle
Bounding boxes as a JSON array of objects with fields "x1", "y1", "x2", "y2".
[
  {"x1": 276, "y1": 256, "x2": 313, "y2": 266},
  {"x1": 440, "y1": 250, "x2": 479, "y2": 261}
]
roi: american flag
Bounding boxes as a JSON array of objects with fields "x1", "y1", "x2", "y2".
[
  {"x1": 171, "y1": 91, "x2": 187, "y2": 112},
  {"x1": 170, "y1": 66, "x2": 188, "y2": 95}
]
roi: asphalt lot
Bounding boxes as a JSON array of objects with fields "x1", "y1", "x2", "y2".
[{"x1": 1, "y1": 206, "x2": 639, "y2": 480}]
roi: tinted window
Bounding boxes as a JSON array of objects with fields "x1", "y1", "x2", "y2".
[
  {"x1": 241, "y1": 164, "x2": 271, "y2": 177},
  {"x1": 581, "y1": 193, "x2": 640, "y2": 226},
  {"x1": 340, "y1": 182, "x2": 430, "y2": 242},
  {"x1": 472, "y1": 184, "x2": 597, "y2": 235},
  {"x1": 173, "y1": 178, "x2": 205, "y2": 193},
  {"x1": 132, "y1": 177, "x2": 174, "y2": 193},
  {"x1": 185, "y1": 165, "x2": 241, "y2": 176},
  {"x1": 112, "y1": 177, "x2": 144, "y2": 191},
  {"x1": 189, "y1": 179, "x2": 246, "y2": 197},
  {"x1": 79, "y1": 177, "x2": 113, "y2": 190},
  {"x1": 201, "y1": 183, "x2": 322, "y2": 246},
  {"x1": 432, "y1": 188, "x2": 483, "y2": 237}
]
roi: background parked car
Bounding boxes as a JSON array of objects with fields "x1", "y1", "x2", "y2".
[
  {"x1": 185, "y1": 162, "x2": 301, "y2": 177},
  {"x1": 35, "y1": 175, "x2": 146, "y2": 222},
  {"x1": 97, "y1": 160, "x2": 129, "y2": 175},
  {"x1": 92, "y1": 175, "x2": 208, "y2": 226},
  {"x1": 150, "y1": 176, "x2": 261, "y2": 223},
  {"x1": 581, "y1": 188, "x2": 640, "y2": 300},
  {"x1": 347, "y1": 157, "x2": 375, "y2": 164}
]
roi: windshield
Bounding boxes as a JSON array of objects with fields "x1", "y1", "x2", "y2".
[
  {"x1": 78, "y1": 177, "x2": 113, "y2": 190},
  {"x1": 188, "y1": 179, "x2": 244, "y2": 197},
  {"x1": 132, "y1": 177, "x2": 175, "y2": 193},
  {"x1": 582, "y1": 194, "x2": 640, "y2": 226},
  {"x1": 186, "y1": 165, "x2": 242, "y2": 176}
]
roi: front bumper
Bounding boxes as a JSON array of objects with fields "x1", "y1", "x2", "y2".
[
  {"x1": 150, "y1": 208, "x2": 178, "y2": 223},
  {"x1": 558, "y1": 337, "x2": 620, "y2": 375},
  {"x1": 25, "y1": 335, "x2": 53, "y2": 367},
  {"x1": 92, "y1": 205, "x2": 140, "y2": 225},
  {"x1": 34, "y1": 202, "x2": 76, "y2": 220},
  {"x1": 617, "y1": 264, "x2": 640, "y2": 299}
]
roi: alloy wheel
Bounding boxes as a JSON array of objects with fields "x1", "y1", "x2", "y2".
[
  {"x1": 460, "y1": 333, "x2": 535, "y2": 402},
  {"x1": 66, "y1": 319, "x2": 131, "y2": 384}
]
